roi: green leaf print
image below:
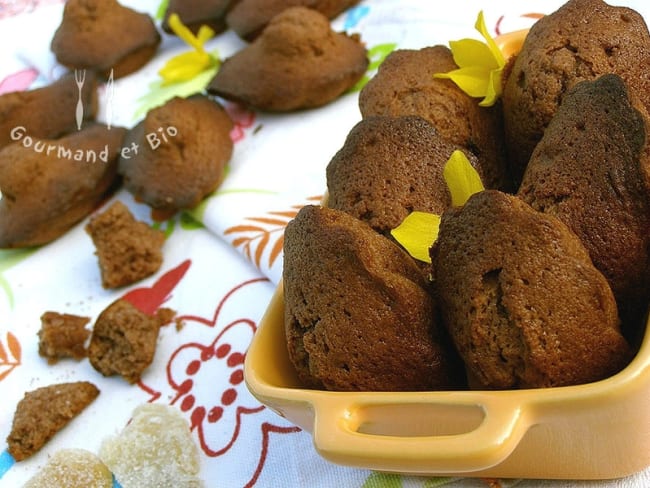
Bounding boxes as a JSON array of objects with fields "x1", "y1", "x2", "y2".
[
  {"x1": 362, "y1": 472, "x2": 402, "y2": 488},
  {"x1": 361, "y1": 473, "x2": 460, "y2": 488},
  {"x1": 150, "y1": 211, "x2": 205, "y2": 237},
  {"x1": 0, "y1": 248, "x2": 37, "y2": 309},
  {"x1": 133, "y1": 59, "x2": 220, "y2": 120},
  {"x1": 155, "y1": 0, "x2": 169, "y2": 21},
  {"x1": 368, "y1": 43, "x2": 399, "y2": 71},
  {"x1": 152, "y1": 218, "x2": 176, "y2": 239},
  {"x1": 423, "y1": 477, "x2": 458, "y2": 487},
  {"x1": 179, "y1": 212, "x2": 204, "y2": 230},
  {"x1": 349, "y1": 43, "x2": 398, "y2": 93}
]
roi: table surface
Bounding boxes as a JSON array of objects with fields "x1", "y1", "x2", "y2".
[{"x1": 1, "y1": 0, "x2": 649, "y2": 487}]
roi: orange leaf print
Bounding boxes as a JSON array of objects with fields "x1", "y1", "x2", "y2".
[
  {"x1": 224, "y1": 224, "x2": 266, "y2": 235},
  {"x1": 269, "y1": 235, "x2": 284, "y2": 267},
  {"x1": 231, "y1": 236, "x2": 251, "y2": 248},
  {"x1": 0, "y1": 331, "x2": 22, "y2": 381},
  {"x1": 248, "y1": 216, "x2": 292, "y2": 226},
  {"x1": 268, "y1": 211, "x2": 299, "y2": 218},
  {"x1": 241, "y1": 242, "x2": 252, "y2": 261},
  {"x1": 255, "y1": 232, "x2": 270, "y2": 268},
  {"x1": 223, "y1": 199, "x2": 321, "y2": 271},
  {"x1": 7, "y1": 331, "x2": 21, "y2": 361}
]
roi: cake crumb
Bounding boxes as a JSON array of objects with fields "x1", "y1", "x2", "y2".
[
  {"x1": 6, "y1": 382, "x2": 100, "y2": 461},
  {"x1": 37, "y1": 311, "x2": 90, "y2": 364},
  {"x1": 88, "y1": 299, "x2": 174, "y2": 383},
  {"x1": 156, "y1": 307, "x2": 176, "y2": 327},
  {"x1": 85, "y1": 200, "x2": 165, "y2": 289},
  {"x1": 174, "y1": 317, "x2": 185, "y2": 331}
]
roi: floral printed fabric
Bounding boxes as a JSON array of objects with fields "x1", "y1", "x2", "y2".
[{"x1": 1, "y1": 1, "x2": 650, "y2": 487}]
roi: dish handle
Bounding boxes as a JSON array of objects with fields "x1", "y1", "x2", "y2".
[{"x1": 312, "y1": 395, "x2": 530, "y2": 473}]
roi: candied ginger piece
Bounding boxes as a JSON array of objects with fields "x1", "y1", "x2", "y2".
[
  {"x1": 24, "y1": 448, "x2": 112, "y2": 488},
  {"x1": 99, "y1": 403, "x2": 204, "y2": 488}
]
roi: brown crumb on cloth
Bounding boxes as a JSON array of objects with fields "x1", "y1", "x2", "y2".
[
  {"x1": 85, "y1": 201, "x2": 165, "y2": 289},
  {"x1": 37, "y1": 311, "x2": 91, "y2": 364},
  {"x1": 7, "y1": 381, "x2": 100, "y2": 461},
  {"x1": 88, "y1": 298, "x2": 175, "y2": 384}
]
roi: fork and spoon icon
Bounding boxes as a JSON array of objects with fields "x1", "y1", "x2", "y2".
[{"x1": 74, "y1": 68, "x2": 115, "y2": 130}]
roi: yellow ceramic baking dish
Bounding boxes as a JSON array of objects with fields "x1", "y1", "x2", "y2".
[
  {"x1": 244, "y1": 28, "x2": 650, "y2": 480},
  {"x1": 245, "y1": 283, "x2": 650, "y2": 479}
]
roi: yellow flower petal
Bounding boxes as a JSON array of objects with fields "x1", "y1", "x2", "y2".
[
  {"x1": 162, "y1": 51, "x2": 210, "y2": 70},
  {"x1": 434, "y1": 11, "x2": 507, "y2": 106},
  {"x1": 390, "y1": 151, "x2": 485, "y2": 262},
  {"x1": 435, "y1": 66, "x2": 490, "y2": 98},
  {"x1": 196, "y1": 25, "x2": 215, "y2": 44},
  {"x1": 159, "y1": 14, "x2": 219, "y2": 85},
  {"x1": 443, "y1": 150, "x2": 485, "y2": 207},
  {"x1": 168, "y1": 13, "x2": 214, "y2": 52},
  {"x1": 390, "y1": 211, "x2": 441, "y2": 264},
  {"x1": 475, "y1": 11, "x2": 505, "y2": 67},
  {"x1": 159, "y1": 52, "x2": 214, "y2": 85},
  {"x1": 479, "y1": 67, "x2": 503, "y2": 107},
  {"x1": 448, "y1": 38, "x2": 499, "y2": 70}
]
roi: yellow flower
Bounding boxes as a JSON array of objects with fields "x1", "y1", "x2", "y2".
[
  {"x1": 390, "y1": 212, "x2": 441, "y2": 264},
  {"x1": 443, "y1": 149, "x2": 485, "y2": 206},
  {"x1": 390, "y1": 151, "x2": 484, "y2": 263},
  {"x1": 159, "y1": 14, "x2": 219, "y2": 86},
  {"x1": 434, "y1": 11, "x2": 506, "y2": 107}
]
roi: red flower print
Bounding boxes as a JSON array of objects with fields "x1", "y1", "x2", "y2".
[
  {"x1": 139, "y1": 277, "x2": 299, "y2": 487},
  {"x1": 0, "y1": 0, "x2": 64, "y2": 20},
  {"x1": 168, "y1": 318, "x2": 260, "y2": 456},
  {"x1": 224, "y1": 102, "x2": 256, "y2": 143},
  {"x1": 122, "y1": 259, "x2": 191, "y2": 315},
  {"x1": 0, "y1": 68, "x2": 39, "y2": 95}
]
